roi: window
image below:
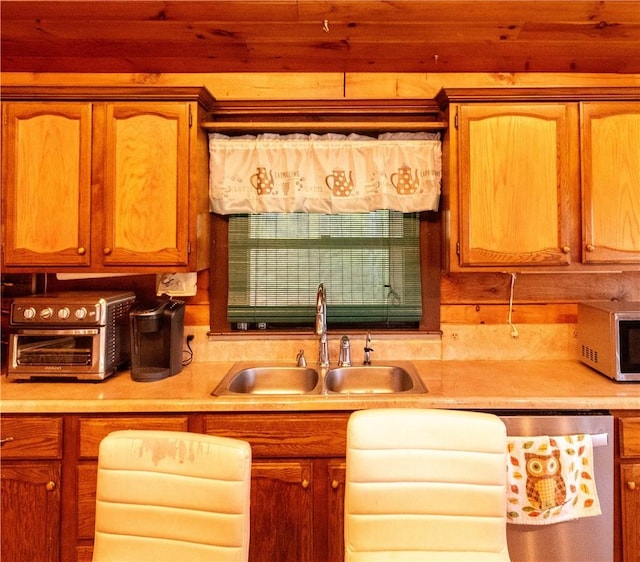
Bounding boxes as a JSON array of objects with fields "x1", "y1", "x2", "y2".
[{"x1": 209, "y1": 211, "x2": 440, "y2": 333}]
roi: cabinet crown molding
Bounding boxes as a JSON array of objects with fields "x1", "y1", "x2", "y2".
[{"x1": 436, "y1": 87, "x2": 640, "y2": 108}]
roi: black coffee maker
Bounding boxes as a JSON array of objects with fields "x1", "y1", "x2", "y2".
[{"x1": 129, "y1": 299, "x2": 185, "y2": 382}]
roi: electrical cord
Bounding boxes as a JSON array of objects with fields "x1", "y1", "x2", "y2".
[
  {"x1": 508, "y1": 273, "x2": 519, "y2": 338},
  {"x1": 182, "y1": 334, "x2": 195, "y2": 366}
]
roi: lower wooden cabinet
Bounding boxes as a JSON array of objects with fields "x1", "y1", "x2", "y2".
[
  {"x1": 327, "y1": 459, "x2": 347, "y2": 562},
  {"x1": 73, "y1": 415, "x2": 190, "y2": 562},
  {"x1": 0, "y1": 416, "x2": 63, "y2": 562},
  {"x1": 1, "y1": 463, "x2": 62, "y2": 562},
  {"x1": 203, "y1": 412, "x2": 350, "y2": 562},
  {"x1": 66, "y1": 412, "x2": 349, "y2": 562},
  {"x1": 616, "y1": 413, "x2": 640, "y2": 562},
  {"x1": 4, "y1": 410, "x2": 637, "y2": 562},
  {"x1": 250, "y1": 460, "x2": 314, "y2": 561}
]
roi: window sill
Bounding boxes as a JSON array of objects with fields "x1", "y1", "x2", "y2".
[{"x1": 206, "y1": 329, "x2": 442, "y2": 342}]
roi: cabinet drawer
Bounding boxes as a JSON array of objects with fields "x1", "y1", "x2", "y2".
[
  {"x1": 78, "y1": 416, "x2": 189, "y2": 459},
  {"x1": 619, "y1": 417, "x2": 640, "y2": 458},
  {"x1": 203, "y1": 413, "x2": 349, "y2": 458},
  {"x1": 0, "y1": 416, "x2": 63, "y2": 459}
]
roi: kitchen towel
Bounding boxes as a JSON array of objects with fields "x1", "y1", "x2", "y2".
[{"x1": 506, "y1": 433, "x2": 602, "y2": 525}]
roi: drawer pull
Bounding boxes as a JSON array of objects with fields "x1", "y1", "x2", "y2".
[
  {"x1": 628, "y1": 481, "x2": 637, "y2": 491},
  {"x1": 0, "y1": 437, "x2": 15, "y2": 445},
  {"x1": 46, "y1": 481, "x2": 56, "y2": 492},
  {"x1": 301, "y1": 479, "x2": 310, "y2": 489}
]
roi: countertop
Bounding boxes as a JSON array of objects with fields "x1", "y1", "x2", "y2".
[{"x1": 1, "y1": 360, "x2": 639, "y2": 414}]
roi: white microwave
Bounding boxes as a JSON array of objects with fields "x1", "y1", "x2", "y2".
[{"x1": 578, "y1": 301, "x2": 640, "y2": 382}]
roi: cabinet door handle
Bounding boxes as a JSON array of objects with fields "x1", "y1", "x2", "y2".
[
  {"x1": 627, "y1": 481, "x2": 637, "y2": 491},
  {"x1": 586, "y1": 244, "x2": 595, "y2": 252},
  {"x1": 77, "y1": 246, "x2": 86, "y2": 255},
  {"x1": 0, "y1": 436, "x2": 15, "y2": 445},
  {"x1": 103, "y1": 247, "x2": 112, "y2": 255},
  {"x1": 301, "y1": 479, "x2": 310, "y2": 489},
  {"x1": 561, "y1": 245, "x2": 571, "y2": 254},
  {"x1": 46, "y1": 481, "x2": 56, "y2": 492},
  {"x1": 331, "y1": 480, "x2": 340, "y2": 489}
]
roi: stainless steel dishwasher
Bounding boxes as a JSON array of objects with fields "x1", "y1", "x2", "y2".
[{"x1": 499, "y1": 412, "x2": 614, "y2": 562}]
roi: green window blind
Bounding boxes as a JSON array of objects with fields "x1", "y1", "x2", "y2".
[{"x1": 228, "y1": 211, "x2": 421, "y2": 329}]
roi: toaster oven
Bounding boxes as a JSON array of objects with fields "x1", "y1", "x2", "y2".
[{"x1": 8, "y1": 291, "x2": 136, "y2": 381}]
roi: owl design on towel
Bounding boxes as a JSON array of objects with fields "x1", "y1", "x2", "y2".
[{"x1": 525, "y1": 450, "x2": 567, "y2": 510}]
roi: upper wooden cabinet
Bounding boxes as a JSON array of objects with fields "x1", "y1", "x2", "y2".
[
  {"x1": 581, "y1": 102, "x2": 640, "y2": 265},
  {"x1": 437, "y1": 88, "x2": 640, "y2": 271},
  {"x1": 1, "y1": 87, "x2": 215, "y2": 273}
]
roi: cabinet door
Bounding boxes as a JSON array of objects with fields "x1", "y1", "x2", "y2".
[
  {"x1": 327, "y1": 460, "x2": 346, "y2": 562},
  {"x1": 581, "y1": 102, "x2": 640, "y2": 264},
  {"x1": 102, "y1": 103, "x2": 190, "y2": 267},
  {"x1": 250, "y1": 460, "x2": 314, "y2": 562},
  {"x1": 1, "y1": 462, "x2": 61, "y2": 562},
  {"x1": 456, "y1": 104, "x2": 574, "y2": 267},
  {"x1": 2, "y1": 102, "x2": 92, "y2": 267},
  {"x1": 620, "y1": 464, "x2": 640, "y2": 562}
]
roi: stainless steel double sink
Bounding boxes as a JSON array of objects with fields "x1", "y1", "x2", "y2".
[{"x1": 211, "y1": 361, "x2": 427, "y2": 396}]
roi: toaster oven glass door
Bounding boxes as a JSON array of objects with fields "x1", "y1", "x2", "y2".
[{"x1": 11, "y1": 329, "x2": 99, "y2": 368}]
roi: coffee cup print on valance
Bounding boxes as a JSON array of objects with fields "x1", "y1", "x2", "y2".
[{"x1": 208, "y1": 132, "x2": 442, "y2": 215}]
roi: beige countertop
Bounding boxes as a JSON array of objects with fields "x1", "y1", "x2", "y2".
[{"x1": 2, "y1": 360, "x2": 639, "y2": 414}]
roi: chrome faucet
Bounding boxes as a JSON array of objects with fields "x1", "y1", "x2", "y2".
[
  {"x1": 363, "y1": 331, "x2": 374, "y2": 365},
  {"x1": 338, "y1": 335, "x2": 352, "y2": 367},
  {"x1": 315, "y1": 283, "x2": 329, "y2": 367}
]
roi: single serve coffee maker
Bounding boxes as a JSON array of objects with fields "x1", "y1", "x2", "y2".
[{"x1": 129, "y1": 299, "x2": 185, "y2": 382}]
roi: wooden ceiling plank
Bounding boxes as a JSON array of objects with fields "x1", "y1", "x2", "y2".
[
  {"x1": 4, "y1": 0, "x2": 639, "y2": 24},
  {"x1": 518, "y1": 21, "x2": 640, "y2": 40},
  {"x1": 5, "y1": 36, "x2": 637, "y2": 60},
  {"x1": 0, "y1": 1, "x2": 301, "y2": 22},
  {"x1": 298, "y1": 0, "x2": 640, "y2": 23},
  {"x1": 2, "y1": 0, "x2": 638, "y2": 74},
  {"x1": 3, "y1": 44, "x2": 638, "y2": 74},
  {"x1": 4, "y1": 18, "x2": 638, "y2": 48},
  {"x1": 1, "y1": 20, "x2": 535, "y2": 43}
]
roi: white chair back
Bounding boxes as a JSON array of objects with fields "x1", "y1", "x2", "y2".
[
  {"x1": 92, "y1": 429, "x2": 251, "y2": 562},
  {"x1": 345, "y1": 408, "x2": 510, "y2": 561}
]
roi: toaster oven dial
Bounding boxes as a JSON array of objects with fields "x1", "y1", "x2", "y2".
[
  {"x1": 40, "y1": 307, "x2": 53, "y2": 319},
  {"x1": 58, "y1": 307, "x2": 71, "y2": 320},
  {"x1": 22, "y1": 307, "x2": 36, "y2": 320},
  {"x1": 74, "y1": 307, "x2": 88, "y2": 320}
]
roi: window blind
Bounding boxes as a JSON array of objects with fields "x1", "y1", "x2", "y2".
[{"x1": 228, "y1": 211, "x2": 421, "y2": 329}]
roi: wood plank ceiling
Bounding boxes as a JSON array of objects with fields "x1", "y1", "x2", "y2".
[{"x1": 2, "y1": 1, "x2": 639, "y2": 74}]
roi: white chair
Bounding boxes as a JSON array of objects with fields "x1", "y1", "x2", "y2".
[
  {"x1": 92, "y1": 429, "x2": 252, "y2": 562},
  {"x1": 344, "y1": 408, "x2": 510, "y2": 561}
]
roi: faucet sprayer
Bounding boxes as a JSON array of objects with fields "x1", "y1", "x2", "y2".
[{"x1": 363, "y1": 331, "x2": 374, "y2": 365}]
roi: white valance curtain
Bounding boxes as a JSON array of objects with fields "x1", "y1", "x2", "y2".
[{"x1": 208, "y1": 132, "x2": 441, "y2": 214}]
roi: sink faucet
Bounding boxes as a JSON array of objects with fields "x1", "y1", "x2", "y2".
[
  {"x1": 315, "y1": 283, "x2": 329, "y2": 367},
  {"x1": 363, "y1": 331, "x2": 374, "y2": 365}
]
